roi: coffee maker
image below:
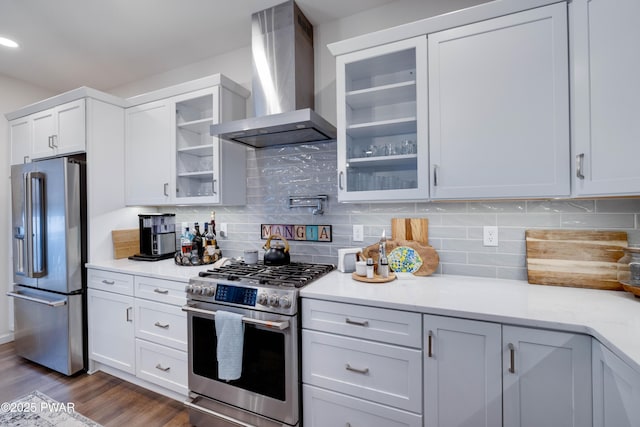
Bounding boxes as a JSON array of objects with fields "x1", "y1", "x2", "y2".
[{"x1": 129, "y1": 213, "x2": 176, "y2": 261}]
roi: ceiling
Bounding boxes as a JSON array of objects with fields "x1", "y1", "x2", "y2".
[{"x1": 0, "y1": 0, "x2": 397, "y2": 94}]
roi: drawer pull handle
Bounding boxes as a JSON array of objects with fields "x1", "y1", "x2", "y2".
[
  {"x1": 126, "y1": 307, "x2": 133, "y2": 322},
  {"x1": 155, "y1": 363, "x2": 171, "y2": 372},
  {"x1": 428, "y1": 330, "x2": 434, "y2": 358},
  {"x1": 154, "y1": 288, "x2": 169, "y2": 294},
  {"x1": 154, "y1": 321, "x2": 170, "y2": 329},
  {"x1": 102, "y1": 279, "x2": 115, "y2": 285},
  {"x1": 508, "y1": 343, "x2": 515, "y2": 374},
  {"x1": 345, "y1": 363, "x2": 369, "y2": 375},
  {"x1": 345, "y1": 318, "x2": 369, "y2": 327},
  {"x1": 576, "y1": 153, "x2": 585, "y2": 180}
]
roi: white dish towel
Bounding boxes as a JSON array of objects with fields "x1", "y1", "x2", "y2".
[{"x1": 215, "y1": 310, "x2": 245, "y2": 381}]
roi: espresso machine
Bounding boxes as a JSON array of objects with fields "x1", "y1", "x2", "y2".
[{"x1": 129, "y1": 213, "x2": 176, "y2": 261}]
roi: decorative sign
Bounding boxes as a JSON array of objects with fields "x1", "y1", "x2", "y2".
[{"x1": 261, "y1": 224, "x2": 332, "y2": 242}]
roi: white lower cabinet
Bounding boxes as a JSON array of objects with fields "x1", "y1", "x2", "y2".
[
  {"x1": 423, "y1": 315, "x2": 502, "y2": 427},
  {"x1": 302, "y1": 384, "x2": 422, "y2": 427},
  {"x1": 503, "y1": 326, "x2": 592, "y2": 427},
  {"x1": 87, "y1": 268, "x2": 188, "y2": 398},
  {"x1": 87, "y1": 288, "x2": 135, "y2": 374},
  {"x1": 592, "y1": 340, "x2": 640, "y2": 427},
  {"x1": 301, "y1": 299, "x2": 423, "y2": 426},
  {"x1": 135, "y1": 339, "x2": 188, "y2": 395}
]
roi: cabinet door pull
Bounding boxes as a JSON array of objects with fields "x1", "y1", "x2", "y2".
[
  {"x1": 345, "y1": 318, "x2": 369, "y2": 327},
  {"x1": 576, "y1": 153, "x2": 585, "y2": 179},
  {"x1": 508, "y1": 343, "x2": 515, "y2": 373},
  {"x1": 23, "y1": 155, "x2": 29, "y2": 164},
  {"x1": 212, "y1": 179, "x2": 218, "y2": 195},
  {"x1": 155, "y1": 363, "x2": 171, "y2": 372},
  {"x1": 433, "y1": 164, "x2": 439, "y2": 187},
  {"x1": 154, "y1": 288, "x2": 169, "y2": 294},
  {"x1": 102, "y1": 279, "x2": 115, "y2": 285},
  {"x1": 48, "y1": 136, "x2": 53, "y2": 149},
  {"x1": 345, "y1": 363, "x2": 369, "y2": 375},
  {"x1": 163, "y1": 183, "x2": 169, "y2": 197},
  {"x1": 154, "y1": 321, "x2": 170, "y2": 329},
  {"x1": 338, "y1": 171, "x2": 345, "y2": 190},
  {"x1": 428, "y1": 330, "x2": 434, "y2": 358},
  {"x1": 51, "y1": 134, "x2": 58, "y2": 148},
  {"x1": 126, "y1": 307, "x2": 133, "y2": 322}
]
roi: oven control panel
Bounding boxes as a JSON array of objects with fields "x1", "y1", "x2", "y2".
[{"x1": 186, "y1": 278, "x2": 298, "y2": 315}]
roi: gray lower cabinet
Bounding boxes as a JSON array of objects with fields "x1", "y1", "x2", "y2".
[
  {"x1": 503, "y1": 326, "x2": 592, "y2": 427},
  {"x1": 592, "y1": 340, "x2": 640, "y2": 427},
  {"x1": 423, "y1": 315, "x2": 502, "y2": 427},
  {"x1": 301, "y1": 299, "x2": 422, "y2": 426}
]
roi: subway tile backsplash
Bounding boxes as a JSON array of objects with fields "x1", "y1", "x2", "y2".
[{"x1": 167, "y1": 141, "x2": 640, "y2": 282}]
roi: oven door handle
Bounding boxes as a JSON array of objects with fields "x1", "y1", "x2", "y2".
[
  {"x1": 181, "y1": 303, "x2": 290, "y2": 331},
  {"x1": 184, "y1": 396, "x2": 255, "y2": 427}
]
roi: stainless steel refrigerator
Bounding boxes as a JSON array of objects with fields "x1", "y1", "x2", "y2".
[{"x1": 7, "y1": 156, "x2": 86, "y2": 375}]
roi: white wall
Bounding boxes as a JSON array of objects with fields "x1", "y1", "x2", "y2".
[
  {"x1": 0, "y1": 75, "x2": 55, "y2": 344},
  {"x1": 109, "y1": 0, "x2": 490, "y2": 116}
]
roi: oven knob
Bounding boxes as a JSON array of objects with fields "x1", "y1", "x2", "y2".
[
  {"x1": 184, "y1": 284, "x2": 193, "y2": 293},
  {"x1": 203, "y1": 286, "x2": 214, "y2": 296},
  {"x1": 268, "y1": 294, "x2": 279, "y2": 307},
  {"x1": 278, "y1": 296, "x2": 291, "y2": 309},
  {"x1": 193, "y1": 285, "x2": 202, "y2": 295},
  {"x1": 258, "y1": 293, "x2": 269, "y2": 306}
]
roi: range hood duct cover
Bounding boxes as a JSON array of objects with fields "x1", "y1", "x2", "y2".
[{"x1": 210, "y1": 0, "x2": 336, "y2": 148}]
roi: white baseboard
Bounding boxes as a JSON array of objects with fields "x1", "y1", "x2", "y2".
[{"x1": 0, "y1": 333, "x2": 14, "y2": 345}]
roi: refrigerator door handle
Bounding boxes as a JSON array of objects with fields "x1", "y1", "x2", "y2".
[
  {"x1": 6, "y1": 291, "x2": 67, "y2": 307},
  {"x1": 24, "y1": 171, "x2": 47, "y2": 278}
]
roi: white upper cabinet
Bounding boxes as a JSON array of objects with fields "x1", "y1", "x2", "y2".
[
  {"x1": 9, "y1": 116, "x2": 32, "y2": 165},
  {"x1": 571, "y1": 0, "x2": 640, "y2": 196},
  {"x1": 125, "y1": 100, "x2": 173, "y2": 205},
  {"x1": 336, "y1": 36, "x2": 429, "y2": 202},
  {"x1": 31, "y1": 99, "x2": 86, "y2": 159},
  {"x1": 428, "y1": 3, "x2": 570, "y2": 199},
  {"x1": 125, "y1": 77, "x2": 248, "y2": 206}
]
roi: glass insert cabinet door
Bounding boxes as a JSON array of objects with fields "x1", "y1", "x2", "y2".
[{"x1": 336, "y1": 36, "x2": 428, "y2": 202}]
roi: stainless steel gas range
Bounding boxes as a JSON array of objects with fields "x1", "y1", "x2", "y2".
[{"x1": 183, "y1": 261, "x2": 334, "y2": 427}]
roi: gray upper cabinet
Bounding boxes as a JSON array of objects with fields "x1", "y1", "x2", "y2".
[
  {"x1": 428, "y1": 3, "x2": 570, "y2": 200},
  {"x1": 571, "y1": 0, "x2": 640, "y2": 196}
]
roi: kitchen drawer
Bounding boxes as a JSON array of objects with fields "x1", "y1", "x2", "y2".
[
  {"x1": 134, "y1": 299, "x2": 187, "y2": 351},
  {"x1": 303, "y1": 385, "x2": 422, "y2": 427},
  {"x1": 302, "y1": 299, "x2": 422, "y2": 348},
  {"x1": 302, "y1": 330, "x2": 422, "y2": 413},
  {"x1": 135, "y1": 339, "x2": 188, "y2": 396},
  {"x1": 134, "y1": 275, "x2": 186, "y2": 306},
  {"x1": 87, "y1": 269, "x2": 133, "y2": 296}
]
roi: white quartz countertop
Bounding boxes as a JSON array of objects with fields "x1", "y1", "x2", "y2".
[
  {"x1": 300, "y1": 271, "x2": 640, "y2": 373},
  {"x1": 86, "y1": 258, "x2": 208, "y2": 283}
]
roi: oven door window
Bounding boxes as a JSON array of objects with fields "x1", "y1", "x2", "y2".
[{"x1": 192, "y1": 316, "x2": 286, "y2": 401}]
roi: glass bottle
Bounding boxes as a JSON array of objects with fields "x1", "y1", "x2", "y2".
[
  {"x1": 193, "y1": 222, "x2": 203, "y2": 259},
  {"x1": 181, "y1": 226, "x2": 192, "y2": 255}
]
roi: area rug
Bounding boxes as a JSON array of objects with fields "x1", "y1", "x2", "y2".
[{"x1": 0, "y1": 391, "x2": 102, "y2": 426}]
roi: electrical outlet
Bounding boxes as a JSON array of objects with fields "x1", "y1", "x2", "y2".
[
  {"x1": 219, "y1": 223, "x2": 228, "y2": 238},
  {"x1": 483, "y1": 226, "x2": 498, "y2": 247},
  {"x1": 353, "y1": 224, "x2": 364, "y2": 242}
]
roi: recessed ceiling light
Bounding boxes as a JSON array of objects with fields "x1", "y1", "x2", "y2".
[{"x1": 0, "y1": 37, "x2": 19, "y2": 48}]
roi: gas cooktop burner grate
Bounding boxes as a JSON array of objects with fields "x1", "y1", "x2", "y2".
[{"x1": 198, "y1": 261, "x2": 334, "y2": 288}]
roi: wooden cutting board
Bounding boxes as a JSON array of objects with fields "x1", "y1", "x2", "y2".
[
  {"x1": 112, "y1": 229, "x2": 139, "y2": 259},
  {"x1": 362, "y1": 239, "x2": 439, "y2": 276},
  {"x1": 525, "y1": 230, "x2": 628, "y2": 290},
  {"x1": 391, "y1": 218, "x2": 429, "y2": 244}
]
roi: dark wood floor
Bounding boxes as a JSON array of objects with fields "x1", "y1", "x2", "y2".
[{"x1": 0, "y1": 341, "x2": 191, "y2": 426}]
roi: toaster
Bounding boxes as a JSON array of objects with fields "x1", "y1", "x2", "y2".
[{"x1": 338, "y1": 247, "x2": 361, "y2": 273}]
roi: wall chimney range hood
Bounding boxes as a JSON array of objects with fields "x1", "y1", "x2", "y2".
[{"x1": 210, "y1": 0, "x2": 336, "y2": 148}]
